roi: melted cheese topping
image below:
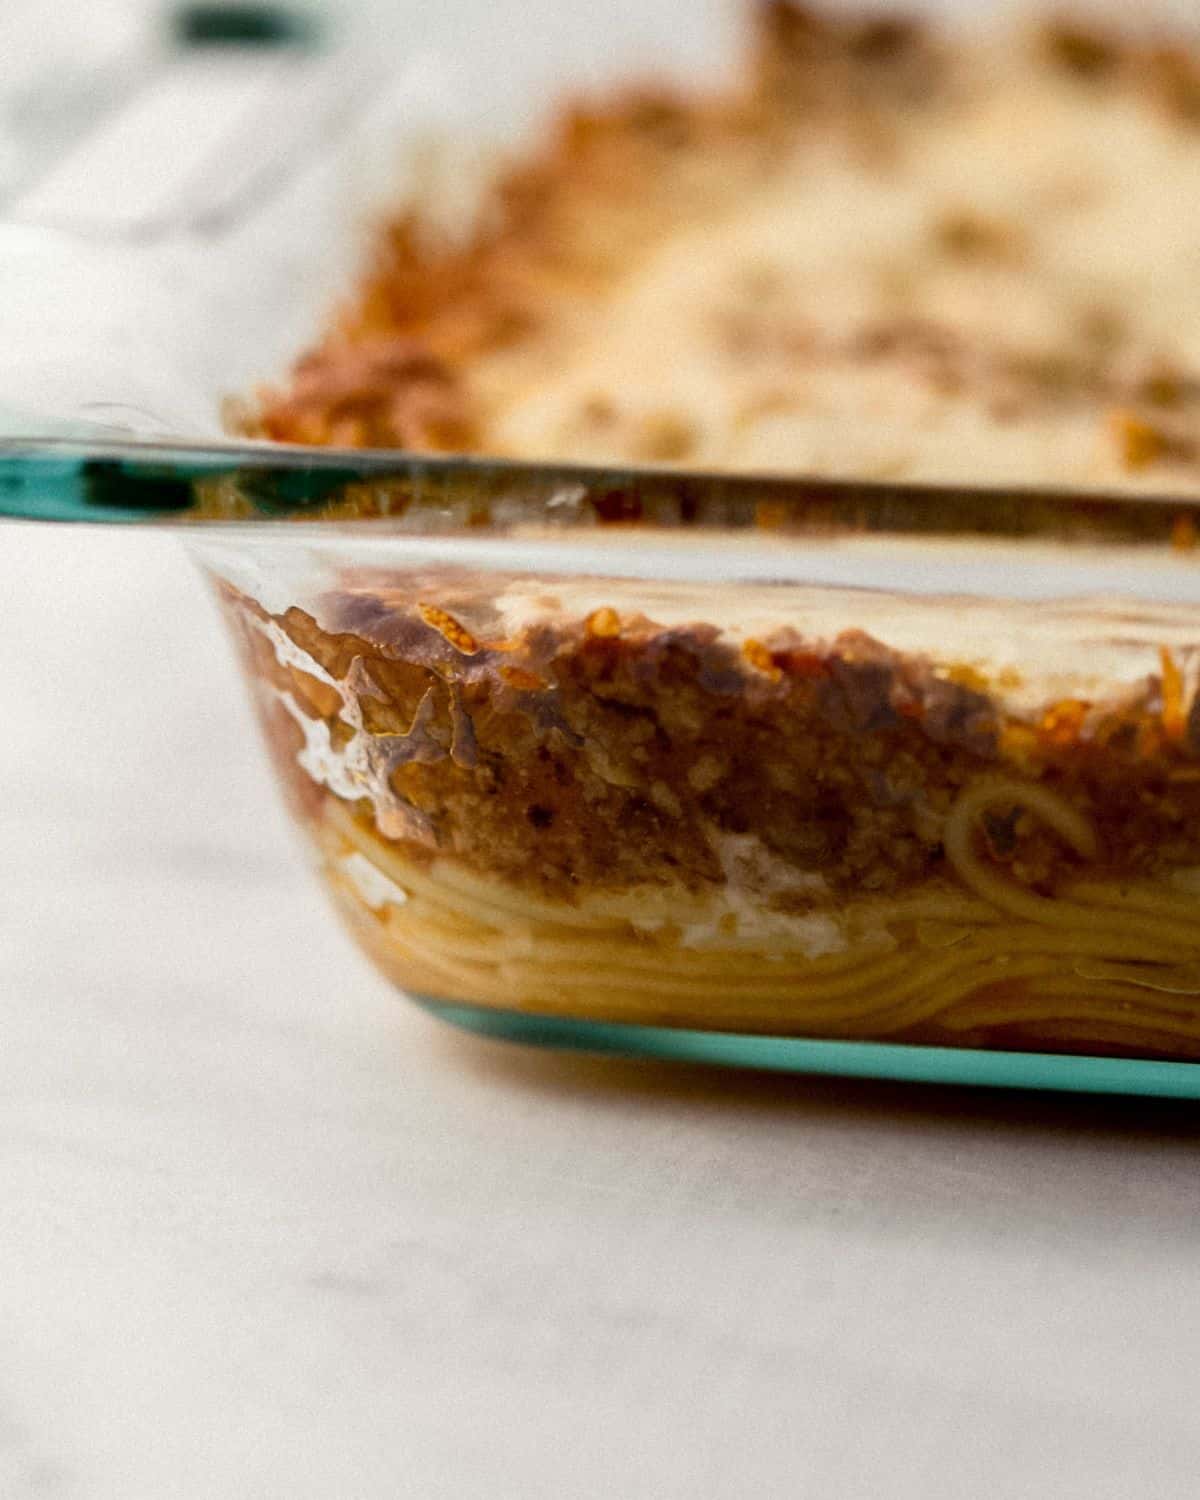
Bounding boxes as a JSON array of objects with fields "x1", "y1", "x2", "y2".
[
  {"x1": 474, "y1": 53, "x2": 1200, "y2": 489},
  {"x1": 493, "y1": 568, "x2": 1200, "y2": 718}
]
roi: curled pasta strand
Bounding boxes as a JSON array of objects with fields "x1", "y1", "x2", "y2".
[{"x1": 942, "y1": 776, "x2": 1099, "y2": 924}]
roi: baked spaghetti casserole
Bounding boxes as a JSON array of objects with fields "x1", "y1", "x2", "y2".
[{"x1": 208, "y1": 5, "x2": 1200, "y2": 1059}]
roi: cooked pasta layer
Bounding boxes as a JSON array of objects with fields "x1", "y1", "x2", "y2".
[{"x1": 316, "y1": 792, "x2": 1200, "y2": 1058}]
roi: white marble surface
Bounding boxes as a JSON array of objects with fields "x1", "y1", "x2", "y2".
[{"x1": 1, "y1": 526, "x2": 1200, "y2": 1499}]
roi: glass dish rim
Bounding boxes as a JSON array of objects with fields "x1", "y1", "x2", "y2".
[{"x1": 6, "y1": 431, "x2": 1200, "y2": 546}]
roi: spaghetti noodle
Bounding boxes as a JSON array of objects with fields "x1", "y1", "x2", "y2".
[{"x1": 315, "y1": 786, "x2": 1200, "y2": 1058}]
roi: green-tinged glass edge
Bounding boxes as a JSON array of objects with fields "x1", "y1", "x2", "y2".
[
  {"x1": 7, "y1": 433, "x2": 1200, "y2": 546},
  {"x1": 419, "y1": 999, "x2": 1200, "y2": 1097}
]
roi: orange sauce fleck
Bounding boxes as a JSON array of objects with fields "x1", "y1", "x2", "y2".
[
  {"x1": 418, "y1": 604, "x2": 479, "y2": 655},
  {"x1": 585, "y1": 607, "x2": 622, "y2": 639},
  {"x1": 742, "y1": 639, "x2": 782, "y2": 679},
  {"x1": 1171, "y1": 514, "x2": 1198, "y2": 552},
  {"x1": 1038, "y1": 698, "x2": 1089, "y2": 749},
  {"x1": 1160, "y1": 646, "x2": 1186, "y2": 742},
  {"x1": 1109, "y1": 409, "x2": 1167, "y2": 470},
  {"x1": 500, "y1": 665, "x2": 547, "y2": 692}
]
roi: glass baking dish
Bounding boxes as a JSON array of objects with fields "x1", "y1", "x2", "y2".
[
  {"x1": 8, "y1": 441, "x2": 1200, "y2": 1098},
  {"x1": 6, "y1": 1, "x2": 1200, "y2": 1096}
]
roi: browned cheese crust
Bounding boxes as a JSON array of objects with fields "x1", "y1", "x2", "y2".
[{"x1": 251, "y1": 6, "x2": 1200, "y2": 488}]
